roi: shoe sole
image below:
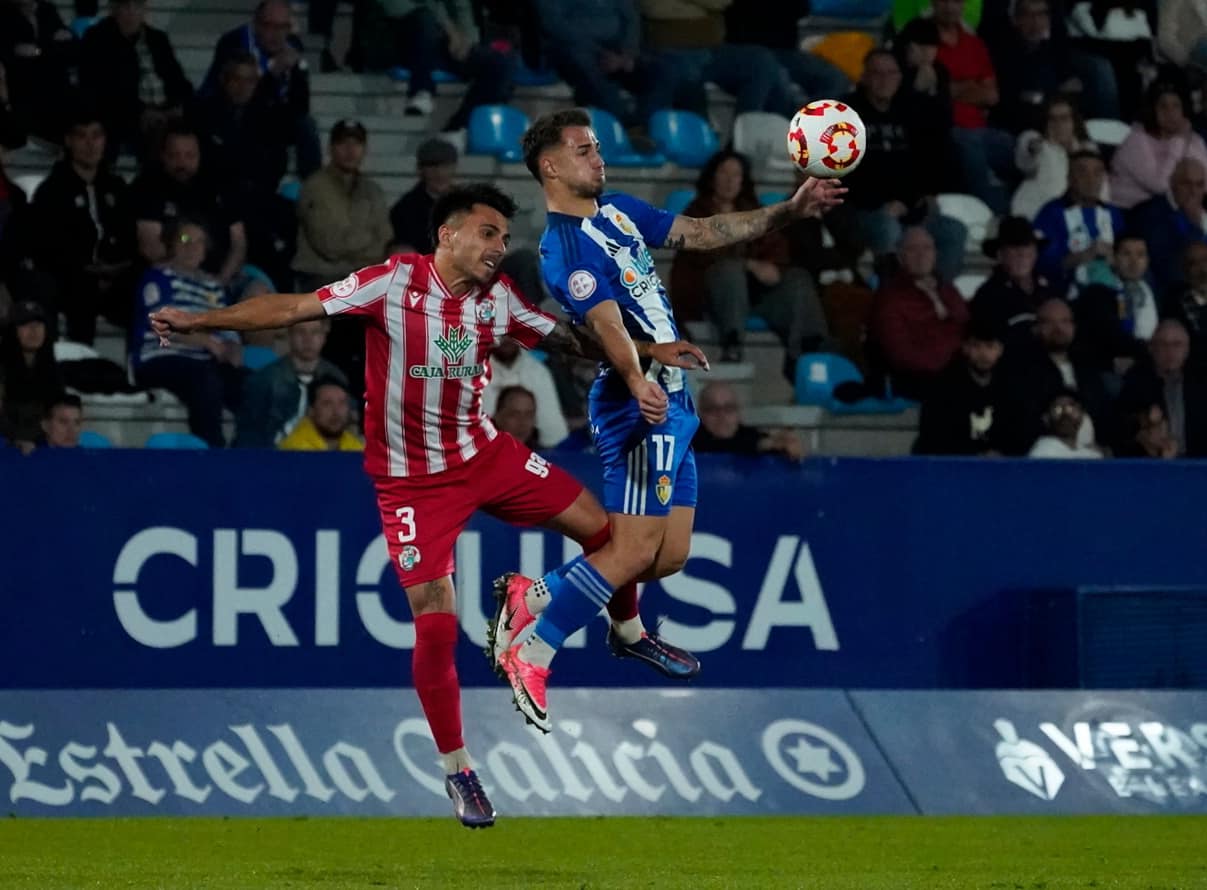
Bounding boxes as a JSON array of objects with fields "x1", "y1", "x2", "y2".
[
  {"x1": 499, "y1": 653, "x2": 552, "y2": 735},
  {"x1": 483, "y1": 573, "x2": 515, "y2": 680}
]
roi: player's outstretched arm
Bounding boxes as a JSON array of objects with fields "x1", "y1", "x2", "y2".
[
  {"x1": 663, "y1": 177, "x2": 846, "y2": 252},
  {"x1": 583, "y1": 302, "x2": 668, "y2": 425},
  {"x1": 539, "y1": 319, "x2": 710, "y2": 370},
  {"x1": 150, "y1": 291, "x2": 326, "y2": 341}
]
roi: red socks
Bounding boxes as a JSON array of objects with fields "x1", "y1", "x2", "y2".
[
  {"x1": 584, "y1": 522, "x2": 640, "y2": 623},
  {"x1": 412, "y1": 612, "x2": 464, "y2": 755}
]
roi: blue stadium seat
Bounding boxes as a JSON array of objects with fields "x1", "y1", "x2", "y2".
[
  {"x1": 745, "y1": 315, "x2": 769, "y2": 332},
  {"x1": 278, "y1": 180, "x2": 301, "y2": 202},
  {"x1": 69, "y1": 15, "x2": 99, "y2": 37},
  {"x1": 145, "y1": 432, "x2": 209, "y2": 449},
  {"x1": 663, "y1": 189, "x2": 696, "y2": 216},
  {"x1": 588, "y1": 107, "x2": 666, "y2": 167},
  {"x1": 78, "y1": 430, "x2": 112, "y2": 448},
  {"x1": 514, "y1": 63, "x2": 559, "y2": 87},
  {"x1": 467, "y1": 105, "x2": 530, "y2": 162},
  {"x1": 648, "y1": 110, "x2": 720, "y2": 168},
  {"x1": 242, "y1": 345, "x2": 280, "y2": 370},
  {"x1": 810, "y1": 0, "x2": 890, "y2": 15},
  {"x1": 794, "y1": 353, "x2": 914, "y2": 414},
  {"x1": 759, "y1": 191, "x2": 789, "y2": 206},
  {"x1": 386, "y1": 67, "x2": 460, "y2": 84}
]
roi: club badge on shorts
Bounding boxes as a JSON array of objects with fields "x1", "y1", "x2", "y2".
[
  {"x1": 655, "y1": 474, "x2": 672, "y2": 506},
  {"x1": 399, "y1": 544, "x2": 421, "y2": 572}
]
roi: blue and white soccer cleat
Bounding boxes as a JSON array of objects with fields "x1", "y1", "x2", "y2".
[
  {"x1": 445, "y1": 768, "x2": 496, "y2": 828},
  {"x1": 606, "y1": 627, "x2": 701, "y2": 680}
]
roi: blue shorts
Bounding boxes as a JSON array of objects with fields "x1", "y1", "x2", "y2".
[{"x1": 590, "y1": 388, "x2": 700, "y2": 516}]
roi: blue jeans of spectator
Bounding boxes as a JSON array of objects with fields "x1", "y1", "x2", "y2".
[
  {"x1": 773, "y1": 48, "x2": 851, "y2": 105},
  {"x1": 951, "y1": 126, "x2": 1016, "y2": 215},
  {"x1": 855, "y1": 208, "x2": 968, "y2": 284},
  {"x1": 545, "y1": 43, "x2": 677, "y2": 129},
  {"x1": 395, "y1": 7, "x2": 515, "y2": 130},
  {"x1": 1068, "y1": 49, "x2": 1120, "y2": 120},
  {"x1": 662, "y1": 45, "x2": 787, "y2": 116},
  {"x1": 135, "y1": 356, "x2": 247, "y2": 448}
]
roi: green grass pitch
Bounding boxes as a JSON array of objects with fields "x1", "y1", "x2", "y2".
[{"x1": 2, "y1": 815, "x2": 1205, "y2": 889}]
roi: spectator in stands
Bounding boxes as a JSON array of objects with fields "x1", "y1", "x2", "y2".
[
  {"x1": 491, "y1": 384, "x2": 539, "y2": 450},
  {"x1": 971, "y1": 216, "x2": 1058, "y2": 352},
  {"x1": 1004, "y1": 296, "x2": 1108, "y2": 452},
  {"x1": 639, "y1": 0, "x2": 789, "y2": 117},
  {"x1": 27, "y1": 390, "x2": 83, "y2": 451},
  {"x1": 30, "y1": 111, "x2": 137, "y2": 343},
  {"x1": 129, "y1": 218, "x2": 246, "y2": 447},
  {"x1": 1, "y1": 300, "x2": 60, "y2": 446},
  {"x1": 278, "y1": 375, "x2": 363, "y2": 451},
  {"x1": 205, "y1": 0, "x2": 321, "y2": 178},
  {"x1": 1167, "y1": 242, "x2": 1207, "y2": 366},
  {"x1": 1027, "y1": 388, "x2": 1104, "y2": 458},
  {"x1": 235, "y1": 317, "x2": 345, "y2": 447},
  {"x1": 692, "y1": 380, "x2": 804, "y2": 461},
  {"x1": 929, "y1": 0, "x2": 1016, "y2": 213},
  {"x1": 191, "y1": 50, "x2": 295, "y2": 293},
  {"x1": 390, "y1": 137, "x2": 457, "y2": 254},
  {"x1": 1067, "y1": 0, "x2": 1153, "y2": 121},
  {"x1": 0, "y1": 375, "x2": 12, "y2": 448},
  {"x1": 1110, "y1": 81, "x2": 1207, "y2": 210},
  {"x1": 1129, "y1": 158, "x2": 1207, "y2": 301},
  {"x1": 79, "y1": 0, "x2": 192, "y2": 158},
  {"x1": 1033, "y1": 150, "x2": 1123, "y2": 293},
  {"x1": 532, "y1": 0, "x2": 674, "y2": 152},
  {"x1": 482, "y1": 336, "x2": 568, "y2": 449},
  {"x1": 0, "y1": 61, "x2": 27, "y2": 149},
  {"x1": 1114, "y1": 400, "x2": 1177, "y2": 459},
  {"x1": 892, "y1": 18, "x2": 952, "y2": 133},
  {"x1": 1119, "y1": 319, "x2": 1206, "y2": 456},
  {"x1": 292, "y1": 119, "x2": 391, "y2": 291},
  {"x1": 839, "y1": 48, "x2": 966, "y2": 283},
  {"x1": 0, "y1": 0, "x2": 76, "y2": 143},
  {"x1": 1157, "y1": 0, "x2": 1207, "y2": 71},
  {"x1": 376, "y1": 0, "x2": 515, "y2": 131},
  {"x1": 914, "y1": 318, "x2": 1011, "y2": 455},
  {"x1": 130, "y1": 123, "x2": 247, "y2": 287},
  {"x1": 868, "y1": 226, "x2": 968, "y2": 400},
  {"x1": 987, "y1": 0, "x2": 1079, "y2": 135},
  {"x1": 1071, "y1": 233, "x2": 1156, "y2": 379},
  {"x1": 192, "y1": 51, "x2": 290, "y2": 202},
  {"x1": 1012, "y1": 96, "x2": 1103, "y2": 220},
  {"x1": 670, "y1": 150, "x2": 829, "y2": 368},
  {"x1": 722, "y1": 0, "x2": 849, "y2": 103}
]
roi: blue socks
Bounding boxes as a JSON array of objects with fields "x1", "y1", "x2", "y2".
[{"x1": 530, "y1": 555, "x2": 612, "y2": 651}]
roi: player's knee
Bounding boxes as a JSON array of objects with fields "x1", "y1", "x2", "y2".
[
  {"x1": 651, "y1": 542, "x2": 690, "y2": 578},
  {"x1": 611, "y1": 536, "x2": 660, "y2": 581}
]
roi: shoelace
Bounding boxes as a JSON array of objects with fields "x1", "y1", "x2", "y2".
[{"x1": 455, "y1": 771, "x2": 489, "y2": 810}]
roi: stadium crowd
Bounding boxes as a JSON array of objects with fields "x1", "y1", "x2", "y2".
[{"x1": 1, "y1": 0, "x2": 1204, "y2": 461}]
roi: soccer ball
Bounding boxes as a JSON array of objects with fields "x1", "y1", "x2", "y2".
[{"x1": 786, "y1": 100, "x2": 867, "y2": 178}]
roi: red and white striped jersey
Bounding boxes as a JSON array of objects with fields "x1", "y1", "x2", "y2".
[{"x1": 317, "y1": 253, "x2": 556, "y2": 478}]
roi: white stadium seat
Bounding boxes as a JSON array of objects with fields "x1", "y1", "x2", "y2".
[
  {"x1": 936, "y1": 193, "x2": 995, "y2": 253},
  {"x1": 732, "y1": 111, "x2": 797, "y2": 174},
  {"x1": 12, "y1": 173, "x2": 46, "y2": 199},
  {"x1": 1086, "y1": 118, "x2": 1132, "y2": 148},
  {"x1": 954, "y1": 272, "x2": 988, "y2": 300}
]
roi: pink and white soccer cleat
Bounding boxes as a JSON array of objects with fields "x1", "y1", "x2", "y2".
[
  {"x1": 498, "y1": 644, "x2": 551, "y2": 734},
  {"x1": 484, "y1": 573, "x2": 536, "y2": 674}
]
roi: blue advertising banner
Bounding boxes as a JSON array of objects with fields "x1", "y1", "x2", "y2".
[
  {"x1": 0, "y1": 689, "x2": 910, "y2": 817},
  {"x1": 3, "y1": 450, "x2": 1207, "y2": 688},
  {"x1": 851, "y1": 690, "x2": 1207, "y2": 814}
]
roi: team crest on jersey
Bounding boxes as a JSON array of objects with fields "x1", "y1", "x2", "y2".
[
  {"x1": 655, "y1": 474, "x2": 672, "y2": 506},
  {"x1": 331, "y1": 273, "x2": 359, "y2": 298},
  {"x1": 475, "y1": 299, "x2": 495, "y2": 323},
  {"x1": 399, "y1": 545, "x2": 421, "y2": 572}
]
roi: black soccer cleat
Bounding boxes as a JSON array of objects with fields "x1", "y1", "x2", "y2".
[
  {"x1": 445, "y1": 768, "x2": 496, "y2": 828},
  {"x1": 606, "y1": 627, "x2": 701, "y2": 680}
]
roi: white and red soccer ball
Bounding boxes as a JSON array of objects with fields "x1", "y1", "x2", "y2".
[{"x1": 786, "y1": 100, "x2": 866, "y2": 179}]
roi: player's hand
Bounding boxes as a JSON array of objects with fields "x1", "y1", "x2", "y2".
[
  {"x1": 648, "y1": 339, "x2": 710, "y2": 372},
  {"x1": 149, "y1": 308, "x2": 198, "y2": 346},
  {"x1": 632, "y1": 380, "x2": 669, "y2": 425},
  {"x1": 788, "y1": 177, "x2": 846, "y2": 219}
]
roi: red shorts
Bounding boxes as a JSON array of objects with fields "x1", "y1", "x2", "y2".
[{"x1": 374, "y1": 432, "x2": 583, "y2": 588}]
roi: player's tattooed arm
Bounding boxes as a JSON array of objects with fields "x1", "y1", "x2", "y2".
[
  {"x1": 663, "y1": 178, "x2": 846, "y2": 251},
  {"x1": 539, "y1": 320, "x2": 711, "y2": 370}
]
